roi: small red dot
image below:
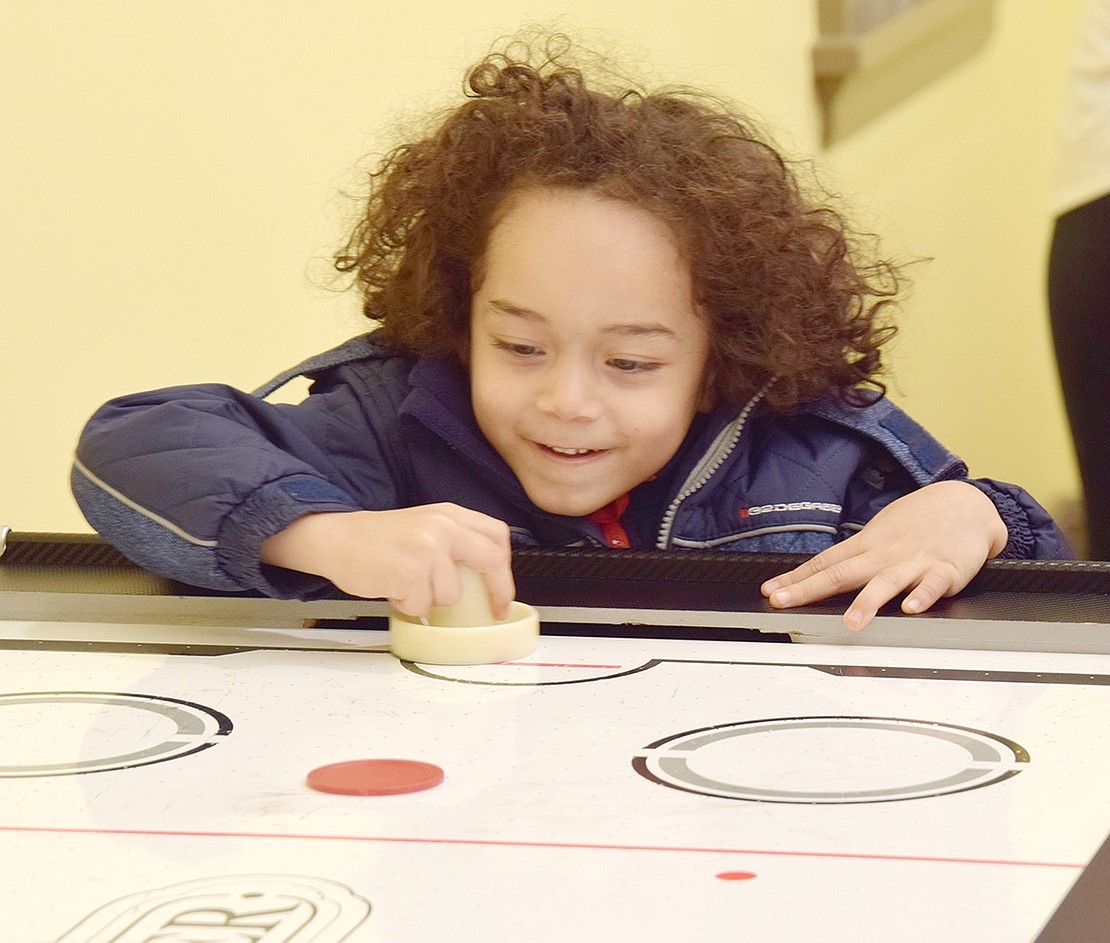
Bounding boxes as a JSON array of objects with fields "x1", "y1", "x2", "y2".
[{"x1": 716, "y1": 871, "x2": 757, "y2": 881}]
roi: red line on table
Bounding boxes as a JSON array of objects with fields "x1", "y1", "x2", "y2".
[
  {"x1": 0, "y1": 824, "x2": 1082, "y2": 870},
  {"x1": 501, "y1": 662, "x2": 623, "y2": 668}
]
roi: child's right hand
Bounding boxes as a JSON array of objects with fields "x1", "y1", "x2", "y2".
[{"x1": 260, "y1": 505, "x2": 514, "y2": 619}]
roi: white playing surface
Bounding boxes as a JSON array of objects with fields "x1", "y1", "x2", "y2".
[{"x1": 3, "y1": 619, "x2": 1109, "y2": 942}]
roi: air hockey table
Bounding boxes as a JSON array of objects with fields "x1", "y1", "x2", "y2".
[{"x1": 2, "y1": 531, "x2": 1109, "y2": 942}]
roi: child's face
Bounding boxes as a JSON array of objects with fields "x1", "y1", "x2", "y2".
[{"x1": 469, "y1": 187, "x2": 711, "y2": 518}]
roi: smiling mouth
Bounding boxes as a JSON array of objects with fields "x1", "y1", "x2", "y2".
[{"x1": 541, "y1": 444, "x2": 604, "y2": 457}]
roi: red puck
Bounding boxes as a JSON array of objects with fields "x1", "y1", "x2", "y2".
[{"x1": 306, "y1": 759, "x2": 445, "y2": 796}]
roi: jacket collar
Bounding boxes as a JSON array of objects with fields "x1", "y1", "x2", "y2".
[{"x1": 399, "y1": 355, "x2": 528, "y2": 494}]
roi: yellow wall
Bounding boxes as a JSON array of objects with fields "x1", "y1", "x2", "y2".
[
  {"x1": 825, "y1": 0, "x2": 1084, "y2": 525},
  {"x1": 0, "y1": 0, "x2": 1083, "y2": 535}
]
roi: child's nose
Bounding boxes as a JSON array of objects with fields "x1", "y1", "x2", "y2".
[{"x1": 536, "y1": 361, "x2": 603, "y2": 421}]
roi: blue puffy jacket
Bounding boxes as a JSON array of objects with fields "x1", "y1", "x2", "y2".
[{"x1": 72, "y1": 333, "x2": 1070, "y2": 597}]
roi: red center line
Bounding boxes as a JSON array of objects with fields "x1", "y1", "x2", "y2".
[
  {"x1": 0, "y1": 824, "x2": 1082, "y2": 870},
  {"x1": 499, "y1": 662, "x2": 624, "y2": 669}
]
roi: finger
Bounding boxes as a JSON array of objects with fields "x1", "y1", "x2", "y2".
[
  {"x1": 457, "y1": 541, "x2": 515, "y2": 620},
  {"x1": 842, "y1": 566, "x2": 919, "y2": 631},
  {"x1": 443, "y1": 516, "x2": 514, "y2": 619},
  {"x1": 435, "y1": 503, "x2": 513, "y2": 545},
  {"x1": 428, "y1": 553, "x2": 463, "y2": 611},
  {"x1": 765, "y1": 553, "x2": 871, "y2": 610},
  {"x1": 492, "y1": 527, "x2": 516, "y2": 616},
  {"x1": 481, "y1": 563, "x2": 516, "y2": 621},
  {"x1": 761, "y1": 541, "x2": 860, "y2": 598},
  {"x1": 385, "y1": 548, "x2": 449, "y2": 618},
  {"x1": 846, "y1": 560, "x2": 967, "y2": 629},
  {"x1": 389, "y1": 585, "x2": 431, "y2": 618},
  {"x1": 761, "y1": 556, "x2": 825, "y2": 596},
  {"x1": 901, "y1": 562, "x2": 962, "y2": 615}
]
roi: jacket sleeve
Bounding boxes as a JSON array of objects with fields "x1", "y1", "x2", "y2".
[
  {"x1": 966, "y1": 478, "x2": 1072, "y2": 560},
  {"x1": 838, "y1": 452, "x2": 1072, "y2": 561},
  {"x1": 824, "y1": 398, "x2": 1073, "y2": 561},
  {"x1": 72, "y1": 377, "x2": 405, "y2": 597}
]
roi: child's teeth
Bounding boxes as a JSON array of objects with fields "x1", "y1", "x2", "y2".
[{"x1": 552, "y1": 446, "x2": 591, "y2": 455}]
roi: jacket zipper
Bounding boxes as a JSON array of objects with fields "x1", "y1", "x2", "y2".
[{"x1": 655, "y1": 382, "x2": 773, "y2": 549}]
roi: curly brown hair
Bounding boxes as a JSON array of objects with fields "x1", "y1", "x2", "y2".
[{"x1": 335, "y1": 36, "x2": 900, "y2": 411}]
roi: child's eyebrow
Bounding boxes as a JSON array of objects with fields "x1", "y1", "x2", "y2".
[{"x1": 487, "y1": 299, "x2": 678, "y2": 339}]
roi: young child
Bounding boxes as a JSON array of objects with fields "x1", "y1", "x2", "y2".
[{"x1": 72, "y1": 38, "x2": 1069, "y2": 631}]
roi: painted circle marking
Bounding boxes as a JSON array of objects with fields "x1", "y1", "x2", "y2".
[
  {"x1": 0, "y1": 691, "x2": 232, "y2": 777},
  {"x1": 634, "y1": 716, "x2": 1029, "y2": 804}
]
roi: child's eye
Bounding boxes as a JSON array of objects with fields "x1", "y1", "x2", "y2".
[
  {"x1": 492, "y1": 338, "x2": 542, "y2": 357},
  {"x1": 608, "y1": 358, "x2": 661, "y2": 373}
]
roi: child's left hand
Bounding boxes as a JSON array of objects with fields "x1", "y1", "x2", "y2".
[{"x1": 760, "y1": 480, "x2": 1009, "y2": 630}]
